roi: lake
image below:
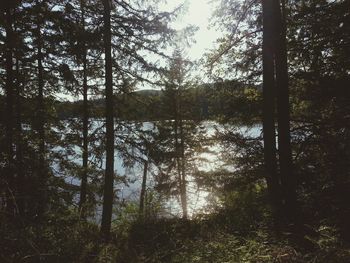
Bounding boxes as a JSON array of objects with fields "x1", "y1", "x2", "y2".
[{"x1": 54, "y1": 120, "x2": 261, "y2": 220}]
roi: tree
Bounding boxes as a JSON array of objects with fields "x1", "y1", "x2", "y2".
[
  {"x1": 77, "y1": 0, "x2": 90, "y2": 217},
  {"x1": 151, "y1": 50, "x2": 206, "y2": 219},
  {"x1": 273, "y1": 0, "x2": 296, "y2": 220},
  {"x1": 34, "y1": 0, "x2": 48, "y2": 215},
  {"x1": 100, "y1": 0, "x2": 115, "y2": 240},
  {"x1": 209, "y1": 0, "x2": 296, "y2": 224},
  {"x1": 99, "y1": 0, "x2": 179, "y2": 235},
  {"x1": 287, "y1": 0, "x2": 350, "y2": 236},
  {"x1": 261, "y1": 0, "x2": 280, "y2": 221},
  {"x1": 1, "y1": 0, "x2": 16, "y2": 216}
]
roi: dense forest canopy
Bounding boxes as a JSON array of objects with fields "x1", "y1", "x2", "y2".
[{"x1": 1, "y1": 0, "x2": 350, "y2": 262}]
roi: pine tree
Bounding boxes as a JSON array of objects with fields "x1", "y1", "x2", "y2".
[
  {"x1": 99, "y1": 0, "x2": 179, "y2": 236},
  {"x1": 152, "y1": 50, "x2": 205, "y2": 219},
  {"x1": 1, "y1": 0, "x2": 16, "y2": 216},
  {"x1": 273, "y1": 0, "x2": 296, "y2": 220},
  {"x1": 100, "y1": 0, "x2": 115, "y2": 240},
  {"x1": 262, "y1": 0, "x2": 281, "y2": 221}
]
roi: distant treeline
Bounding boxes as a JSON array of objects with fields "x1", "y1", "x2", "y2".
[{"x1": 55, "y1": 80, "x2": 262, "y2": 123}]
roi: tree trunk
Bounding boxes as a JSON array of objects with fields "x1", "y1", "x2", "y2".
[
  {"x1": 101, "y1": 0, "x2": 115, "y2": 241},
  {"x1": 262, "y1": 0, "x2": 281, "y2": 221},
  {"x1": 274, "y1": 0, "x2": 297, "y2": 220},
  {"x1": 4, "y1": 3, "x2": 15, "y2": 216},
  {"x1": 179, "y1": 117, "x2": 188, "y2": 219},
  {"x1": 139, "y1": 160, "x2": 148, "y2": 217},
  {"x1": 174, "y1": 89, "x2": 187, "y2": 219},
  {"x1": 79, "y1": 0, "x2": 89, "y2": 218},
  {"x1": 36, "y1": 3, "x2": 47, "y2": 216},
  {"x1": 15, "y1": 52, "x2": 25, "y2": 216}
]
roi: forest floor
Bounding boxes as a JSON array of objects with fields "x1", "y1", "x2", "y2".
[
  {"x1": 2, "y1": 206, "x2": 350, "y2": 262},
  {"x1": 110, "y1": 211, "x2": 350, "y2": 263}
]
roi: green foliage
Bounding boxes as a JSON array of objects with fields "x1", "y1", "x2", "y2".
[
  {"x1": 111, "y1": 202, "x2": 139, "y2": 240},
  {"x1": 0, "y1": 209, "x2": 100, "y2": 263},
  {"x1": 171, "y1": 231, "x2": 287, "y2": 263},
  {"x1": 54, "y1": 82, "x2": 262, "y2": 123},
  {"x1": 1, "y1": 0, "x2": 350, "y2": 262},
  {"x1": 96, "y1": 244, "x2": 119, "y2": 263},
  {"x1": 113, "y1": 198, "x2": 350, "y2": 263}
]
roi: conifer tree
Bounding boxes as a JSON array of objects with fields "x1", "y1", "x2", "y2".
[
  {"x1": 262, "y1": 0, "x2": 280, "y2": 219},
  {"x1": 152, "y1": 49, "x2": 205, "y2": 219},
  {"x1": 100, "y1": 0, "x2": 114, "y2": 240},
  {"x1": 1, "y1": 0, "x2": 16, "y2": 216}
]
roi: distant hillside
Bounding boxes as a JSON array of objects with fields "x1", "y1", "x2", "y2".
[
  {"x1": 135, "y1": 89, "x2": 162, "y2": 96},
  {"x1": 54, "y1": 81, "x2": 261, "y2": 123}
]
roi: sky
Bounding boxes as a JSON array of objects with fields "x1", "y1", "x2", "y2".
[
  {"x1": 161, "y1": 0, "x2": 221, "y2": 61},
  {"x1": 59, "y1": 0, "x2": 221, "y2": 100},
  {"x1": 134, "y1": 0, "x2": 222, "y2": 90}
]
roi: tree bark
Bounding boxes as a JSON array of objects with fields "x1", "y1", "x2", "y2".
[
  {"x1": 179, "y1": 111, "x2": 188, "y2": 219},
  {"x1": 139, "y1": 160, "x2": 148, "y2": 217},
  {"x1": 79, "y1": 0, "x2": 89, "y2": 218},
  {"x1": 15, "y1": 51, "x2": 25, "y2": 216},
  {"x1": 101, "y1": 0, "x2": 115, "y2": 241},
  {"x1": 174, "y1": 89, "x2": 188, "y2": 219},
  {"x1": 4, "y1": 3, "x2": 15, "y2": 216},
  {"x1": 274, "y1": 0, "x2": 297, "y2": 220},
  {"x1": 36, "y1": 1, "x2": 47, "y2": 217},
  {"x1": 262, "y1": 0, "x2": 281, "y2": 220}
]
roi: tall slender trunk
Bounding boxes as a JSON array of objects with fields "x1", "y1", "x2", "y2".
[
  {"x1": 274, "y1": 0, "x2": 296, "y2": 220},
  {"x1": 15, "y1": 52, "x2": 25, "y2": 216},
  {"x1": 179, "y1": 117, "x2": 188, "y2": 219},
  {"x1": 262, "y1": 0, "x2": 281, "y2": 220},
  {"x1": 79, "y1": 0, "x2": 89, "y2": 217},
  {"x1": 139, "y1": 159, "x2": 148, "y2": 217},
  {"x1": 36, "y1": 2, "x2": 46, "y2": 216},
  {"x1": 4, "y1": 4, "x2": 15, "y2": 215},
  {"x1": 101, "y1": 0, "x2": 115, "y2": 240},
  {"x1": 174, "y1": 90, "x2": 187, "y2": 219},
  {"x1": 174, "y1": 97, "x2": 182, "y2": 216}
]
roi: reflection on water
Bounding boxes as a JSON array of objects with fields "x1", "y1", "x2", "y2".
[{"x1": 54, "y1": 120, "x2": 260, "y2": 220}]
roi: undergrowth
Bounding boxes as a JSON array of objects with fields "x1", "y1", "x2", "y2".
[{"x1": 1, "y1": 203, "x2": 349, "y2": 262}]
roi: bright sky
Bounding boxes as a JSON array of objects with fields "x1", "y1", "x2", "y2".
[
  {"x1": 60, "y1": 0, "x2": 221, "y2": 100},
  {"x1": 160, "y1": 0, "x2": 221, "y2": 61}
]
